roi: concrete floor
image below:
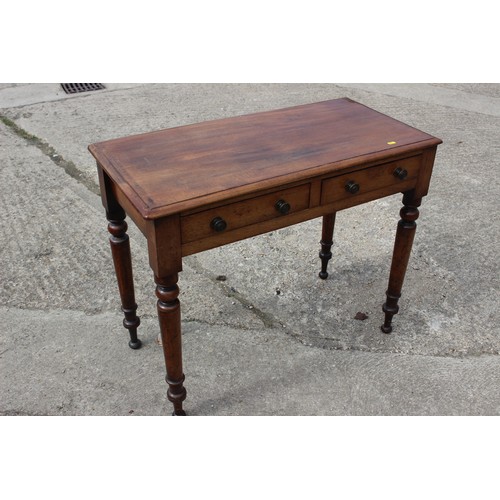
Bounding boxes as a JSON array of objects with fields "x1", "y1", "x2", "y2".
[{"x1": 1, "y1": 83, "x2": 499, "y2": 415}]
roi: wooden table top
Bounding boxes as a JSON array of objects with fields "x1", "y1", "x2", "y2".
[{"x1": 89, "y1": 98, "x2": 441, "y2": 219}]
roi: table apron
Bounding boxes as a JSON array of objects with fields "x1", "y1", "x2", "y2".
[{"x1": 181, "y1": 177, "x2": 417, "y2": 256}]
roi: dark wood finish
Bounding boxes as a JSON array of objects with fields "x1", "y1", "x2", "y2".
[
  {"x1": 381, "y1": 191, "x2": 422, "y2": 333},
  {"x1": 415, "y1": 146, "x2": 438, "y2": 198},
  {"x1": 319, "y1": 213, "x2": 336, "y2": 279},
  {"x1": 180, "y1": 174, "x2": 419, "y2": 257},
  {"x1": 98, "y1": 164, "x2": 142, "y2": 349},
  {"x1": 88, "y1": 98, "x2": 439, "y2": 219},
  {"x1": 146, "y1": 216, "x2": 183, "y2": 277},
  {"x1": 107, "y1": 211, "x2": 142, "y2": 349},
  {"x1": 155, "y1": 274, "x2": 186, "y2": 416},
  {"x1": 181, "y1": 183, "x2": 310, "y2": 243},
  {"x1": 89, "y1": 98, "x2": 442, "y2": 415},
  {"x1": 320, "y1": 154, "x2": 421, "y2": 205},
  {"x1": 97, "y1": 165, "x2": 121, "y2": 215}
]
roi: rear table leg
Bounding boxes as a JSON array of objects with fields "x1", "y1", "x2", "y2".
[{"x1": 319, "y1": 213, "x2": 336, "y2": 279}]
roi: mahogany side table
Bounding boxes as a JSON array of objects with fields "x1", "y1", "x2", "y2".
[{"x1": 89, "y1": 98, "x2": 442, "y2": 415}]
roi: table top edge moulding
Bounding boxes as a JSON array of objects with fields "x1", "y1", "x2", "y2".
[{"x1": 88, "y1": 98, "x2": 442, "y2": 220}]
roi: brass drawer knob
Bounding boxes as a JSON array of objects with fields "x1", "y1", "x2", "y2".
[
  {"x1": 210, "y1": 217, "x2": 227, "y2": 232},
  {"x1": 393, "y1": 167, "x2": 408, "y2": 180},
  {"x1": 275, "y1": 199, "x2": 291, "y2": 215},
  {"x1": 345, "y1": 181, "x2": 360, "y2": 194}
]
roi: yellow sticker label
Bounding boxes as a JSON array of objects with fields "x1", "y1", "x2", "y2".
[{"x1": 387, "y1": 141, "x2": 397, "y2": 145}]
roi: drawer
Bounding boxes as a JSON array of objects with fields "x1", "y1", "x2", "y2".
[
  {"x1": 320, "y1": 155, "x2": 421, "y2": 205},
  {"x1": 181, "y1": 183, "x2": 311, "y2": 243}
]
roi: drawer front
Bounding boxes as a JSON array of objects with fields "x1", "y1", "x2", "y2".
[
  {"x1": 181, "y1": 184, "x2": 310, "y2": 243},
  {"x1": 320, "y1": 155, "x2": 421, "y2": 205}
]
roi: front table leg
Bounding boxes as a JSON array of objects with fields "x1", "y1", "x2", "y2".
[
  {"x1": 382, "y1": 191, "x2": 422, "y2": 333},
  {"x1": 155, "y1": 273, "x2": 187, "y2": 416},
  {"x1": 107, "y1": 209, "x2": 142, "y2": 349}
]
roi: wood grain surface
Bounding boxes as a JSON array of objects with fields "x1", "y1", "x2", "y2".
[{"x1": 89, "y1": 98, "x2": 441, "y2": 219}]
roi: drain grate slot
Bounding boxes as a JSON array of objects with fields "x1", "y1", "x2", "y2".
[{"x1": 61, "y1": 83, "x2": 105, "y2": 94}]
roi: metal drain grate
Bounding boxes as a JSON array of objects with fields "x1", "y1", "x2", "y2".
[{"x1": 61, "y1": 83, "x2": 106, "y2": 94}]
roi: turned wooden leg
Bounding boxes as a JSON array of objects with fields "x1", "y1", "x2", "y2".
[
  {"x1": 107, "y1": 208, "x2": 142, "y2": 349},
  {"x1": 319, "y1": 213, "x2": 336, "y2": 279},
  {"x1": 155, "y1": 273, "x2": 187, "y2": 416},
  {"x1": 381, "y1": 191, "x2": 422, "y2": 333}
]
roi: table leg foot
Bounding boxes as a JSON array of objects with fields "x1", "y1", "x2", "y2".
[
  {"x1": 381, "y1": 292, "x2": 400, "y2": 333},
  {"x1": 167, "y1": 375, "x2": 187, "y2": 416},
  {"x1": 381, "y1": 191, "x2": 421, "y2": 333},
  {"x1": 128, "y1": 338, "x2": 143, "y2": 349},
  {"x1": 172, "y1": 410, "x2": 187, "y2": 416},
  {"x1": 318, "y1": 213, "x2": 336, "y2": 280}
]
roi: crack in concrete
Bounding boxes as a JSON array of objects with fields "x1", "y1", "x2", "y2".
[
  {"x1": 182, "y1": 317, "x2": 267, "y2": 331},
  {"x1": 2, "y1": 304, "x2": 498, "y2": 360},
  {"x1": 183, "y1": 260, "x2": 499, "y2": 359},
  {"x1": 186, "y1": 257, "x2": 281, "y2": 329},
  {"x1": 0, "y1": 114, "x2": 100, "y2": 196}
]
